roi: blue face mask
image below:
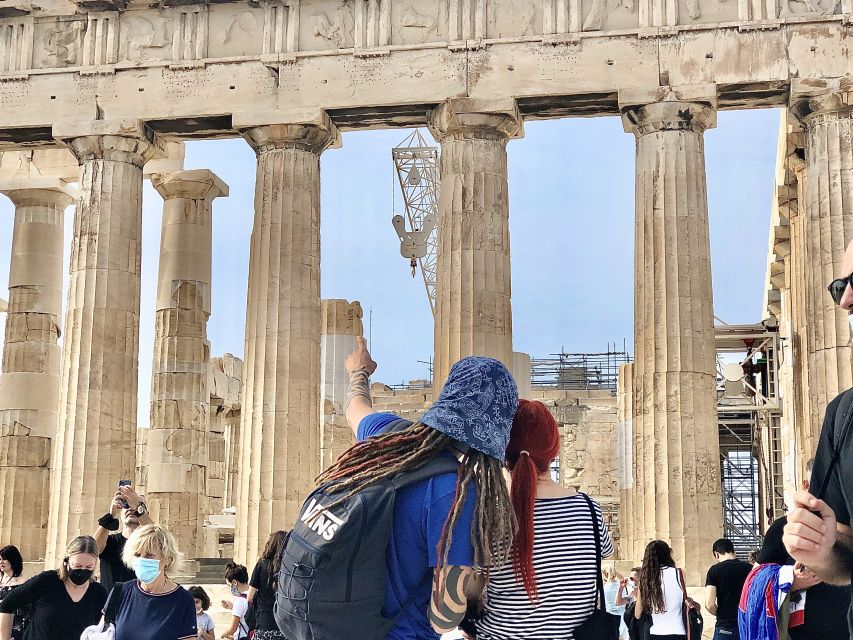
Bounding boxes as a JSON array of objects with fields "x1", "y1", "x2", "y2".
[
  {"x1": 132, "y1": 557, "x2": 161, "y2": 584},
  {"x1": 230, "y1": 584, "x2": 239, "y2": 596}
]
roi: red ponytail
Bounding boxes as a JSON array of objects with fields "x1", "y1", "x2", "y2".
[{"x1": 505, "y1": 399, "x2": 561, "y2": 602}]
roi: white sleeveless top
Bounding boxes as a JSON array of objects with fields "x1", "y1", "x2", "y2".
[{"x1": 649, "y1": 566, "x2": 686, "y2": 636}]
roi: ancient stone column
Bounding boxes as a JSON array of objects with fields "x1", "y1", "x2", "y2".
[
  {"x1": 146, "y1": 170, "x2": 227, "y2": 558},
  {"x1": 792, "y1": 86, "x2": 853, "y2": 453},
  {"x1": 512, "y1": 352, "x2": 532, "y2": 400},
  {"x1": 233, "y1": 112, "x2": 340, "y2": 563},
  {"x1": 319, "y1": 299, "x2": 363, "y2": 471},
  {"x1": 428, "y1": 98, "x2": 522, "y2": 392},
  {"x1": 616, "y1": 362, "x2": 634, "y2": 561},
  {"x1": 622, "y1": 98, "x2": 722, "y2": 584},
  {"x1": 0, "y1": 179, "x2": 74, "y2": 560},
  {"x1": 46, "y1": 121, "x2": 162, "y2": 565}
]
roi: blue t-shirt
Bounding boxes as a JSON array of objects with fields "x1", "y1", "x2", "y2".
[
  {"x1": 358, "y1": 413, "x2": 477, "y2": 640},
  {"x1": 110, "y1": 580, "x2": 197, "y2": 640}
]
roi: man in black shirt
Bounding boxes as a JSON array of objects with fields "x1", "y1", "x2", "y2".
[
  {"x1": 706, "y1": 538, "x2": 753, "y2": 640},
  {"x1": 92, "y1": 484, "x2": 154, "y2": 592},
  {"x1": 784, "y1": 241, "x2": 853, "y2": 639}
]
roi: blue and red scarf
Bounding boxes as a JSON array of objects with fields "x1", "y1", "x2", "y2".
[{"x1": 738, "y1": 564, "x2": 793, "y2": 640}]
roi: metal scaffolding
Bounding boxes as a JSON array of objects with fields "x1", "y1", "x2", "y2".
[
  {"x1": 715, "y1": 322, "x2": 784, "y2": 556},
  {"x1": 531, "y1": 345, "x2": 631, "y2": 392}
]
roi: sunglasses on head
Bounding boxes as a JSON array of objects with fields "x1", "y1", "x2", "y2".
[{"x1": 828, "y1": 274, "x2": 853, "y2": 305}]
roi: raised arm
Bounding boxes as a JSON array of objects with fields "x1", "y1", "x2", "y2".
[
  {"x1": 344, "y1": 337, "x2": 378, "y2": 435},
  {"x1": 428, "y1": 566, "x2": 484, "y2": 636}
]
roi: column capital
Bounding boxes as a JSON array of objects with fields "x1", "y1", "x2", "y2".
[
  {"x1": 0, "y1": 177, "x2": 77, "y2": 208},
  {"x1": 621, "y1": 100, "x2": 716, "y2": 136},
  {"x1": 428, "y1": 98, "x2": 523, "y2": 142},
  {"x1": 151, "y1": 169, "x2": 229, "y2": 201},
  {"x1": 790, "y1": 78, "x2": 853, "y2": 127},
  {"x1": 53, "y1": 119, "x2": 166, "y2": 167},
  {"x1": 233, "y1": 109, "x2": 341, "y2": 155}
]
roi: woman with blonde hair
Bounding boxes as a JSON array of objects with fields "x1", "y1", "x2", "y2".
[
  {"x1": 0, "y1": 536, "x2": 106, "y2": 640},
  {"x1": 105, "y1": 523, "x2": 197, "y2": 640}
]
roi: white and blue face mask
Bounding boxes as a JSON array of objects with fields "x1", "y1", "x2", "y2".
[{"x1": 848, "y1": 314, "x2": 853, "y2": 346}]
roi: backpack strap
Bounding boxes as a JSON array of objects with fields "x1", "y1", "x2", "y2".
[
  {"x1": 391, "y1": 455, "x2": 461, "y2": 489},
  {"x1": 385, "y1": 418, "x2": 415, "y2": 434},
  {"x1": 103, "y1": 581, "x2": 127, "y2": 626},
  {"x1": 580, "y1": 492, "x2": 606, "y2": 613},
  {"x1": 815, "y1": 388, "x2": 853, "y2": 500}
]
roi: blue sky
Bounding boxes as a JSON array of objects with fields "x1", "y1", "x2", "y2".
[{"x1": 0, "y1": 109, "x2": 780, "y2": 427}]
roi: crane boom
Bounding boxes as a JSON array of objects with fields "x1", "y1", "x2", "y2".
[{"x1": 392, "y1": 129, "x2": 439, "y2": 316}]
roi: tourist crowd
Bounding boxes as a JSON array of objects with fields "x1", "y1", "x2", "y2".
[{"x1": 3, "y1": 233, "x2": 853, "y2": 640}]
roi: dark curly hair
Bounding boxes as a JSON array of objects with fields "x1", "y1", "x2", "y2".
[
  {"x1": 224, "y1": 562, "x2": 249, "y2": 584},
  {"x1": 639, "y1": 540, "x2": 677, "y2": 614},
  {"x1": 188, "y1": 586, "x2": 211, "y2": 611}
]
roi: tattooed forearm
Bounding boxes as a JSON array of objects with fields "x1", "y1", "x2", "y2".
[
  {"x1": 429, "y1": 566, "x2": 473, "y2": 633},
  {"x1": 345, "y1": 368, "x2": 373, "y2": 413}
]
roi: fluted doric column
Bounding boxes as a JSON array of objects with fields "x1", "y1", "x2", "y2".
[
  {"x1": 428, "y1": 98, "x2": 522, "y2": 392},
  {"x1": 147, "y1": 170, "x2": 228, "y2": 558},
  {"x1": 319, "y1": 299, "x2": 363, "y2": 471},
  {"x1": 233, "y1": 112, "x2": 340, "y2": 563},
  {"x1": 46, "y1": 121, "x2": 162, "y2": 565},
  {"x1": 622, "y1": 97, "x2": 722, "y2": 584},
  {"x1": 616, "y1": 362, "x2": 634, "y2": 561},
  {"x1": 0, "y1": 179, "x2": 75, "y2": 560},
  {"x1": 791, "y1": 84, "x2": 853, "y2": 452}
]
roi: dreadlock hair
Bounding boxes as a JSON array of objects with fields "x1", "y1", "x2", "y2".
[
  {"x1": 317, "y1": 422, "x2": 516, "y2": 574},
  {"x1": 639, "y1": 540, "x2": 677, "y2": 614}
]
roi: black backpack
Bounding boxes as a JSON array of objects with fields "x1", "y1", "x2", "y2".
[{"x1": 274, "y1": 419, "x2": 460, "y2": 640}]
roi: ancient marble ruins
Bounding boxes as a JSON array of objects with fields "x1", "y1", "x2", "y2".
[{"x1": 0, "y1": 0, "x2": 848, "y2": 587}]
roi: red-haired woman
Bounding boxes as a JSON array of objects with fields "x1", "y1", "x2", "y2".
[{"x1": 476, "y1": 399, "x2": 614, "y2": 639}]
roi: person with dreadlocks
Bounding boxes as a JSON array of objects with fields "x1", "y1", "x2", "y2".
[
  {"x1": 330, "y1": 337, "x2": 518, "y2": 639},
  {"x1": 475, "y1": 399, "x2": 614, "y2": 639},
  {"x1": 634, "y1": 540, "x2": 701, "y2": 640}
]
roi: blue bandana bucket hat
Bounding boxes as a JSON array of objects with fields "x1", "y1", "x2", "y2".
[{"x1": 421, "y1": 356, "x2": 519, "y2": 461}]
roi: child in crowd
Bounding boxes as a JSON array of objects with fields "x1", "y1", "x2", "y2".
[{"x1": 188, "y1": 586, "x2": 215, "y2": 640}]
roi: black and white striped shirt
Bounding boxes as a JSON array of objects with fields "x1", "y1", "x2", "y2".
[{"x1": 476, "y1": 493, "x2": 614, "y2": 640}]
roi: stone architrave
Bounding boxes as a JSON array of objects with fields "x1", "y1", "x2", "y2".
[
  {"x1": 427, "y1": 98, "x2": 523, "y2": 392},
  {"x1": 791, "y1": 83, "x2": 853, "y2": 456},
  {"x1": 320, "y1": 299, "x2": 363, "y2": 471},
  {"x1": 621, "y1": 94, "x2": 722, "y2": 584},
  {"x1": 46, "y1": 120, "x2": 163, "y2": 565},
  {"x1": 147, "y1": 169, "x2": 228, "y2": 558},
  {"x1": 0, "y1": 178, "x2": 75, "y2": 560},
  {"x1": 233, "y1": 111, "x2": 340, "y2": 564}
]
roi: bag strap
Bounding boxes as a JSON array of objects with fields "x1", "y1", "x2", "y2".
[
  {"x1": 103, "y1": 581, "x2": 126, "y2": 626},
  {"x1": 675, "y1": 568, "x2": 691, "y2": 640},
  {"x1": 580, "y1": 492, "x2": 606, "y2": 613},
  {"x1": 815, "y1": 388, "x2": 853, "y2": 500}
]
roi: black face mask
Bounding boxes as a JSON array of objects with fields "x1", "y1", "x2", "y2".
[{"x1": 67, "y1": 568, "x2": 93, "y2": 586}]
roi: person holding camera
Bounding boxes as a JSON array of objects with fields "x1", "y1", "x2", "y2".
[{"x1": 93, "y1": 483, "x2": 154, "y2": 592}]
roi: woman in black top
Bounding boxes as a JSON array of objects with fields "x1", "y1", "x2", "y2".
[
  {"x1": 247, "y1": 530, "x2": 289, "y2": 639},
  {"x1": 0, "y1": 545, "x2": 30, "y2": 640},
  {"x1": 0, "y1": 536, "x2": 107, "y2": 640}
]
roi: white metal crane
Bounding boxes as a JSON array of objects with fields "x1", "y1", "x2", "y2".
[{"x1": 391, "y1": 129, "x2": 439, "y2": 316}]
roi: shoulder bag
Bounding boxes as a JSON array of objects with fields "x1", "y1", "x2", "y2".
[
  {"x1": 675, "y1": 569, "x2": 703, "y2": 640},
  {"x1": 79, "y1": 581, "x2": 127, "y2": 640},
  {"x1": 573, "y1": 493, "x2": 620, "y2": 640}
]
